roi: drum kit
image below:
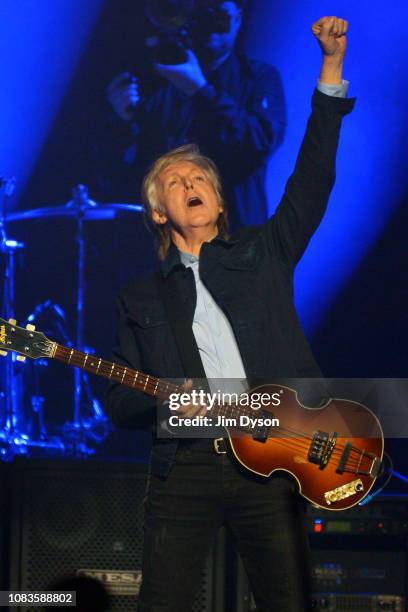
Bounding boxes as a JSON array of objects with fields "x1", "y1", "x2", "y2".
[{"x1": 0, "y1": 177, "x2": 145, "y2": 460}]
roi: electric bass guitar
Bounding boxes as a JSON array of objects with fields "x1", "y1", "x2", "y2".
[{"x1": 0, "y1": 316, "x2": 384, "y2": 511}]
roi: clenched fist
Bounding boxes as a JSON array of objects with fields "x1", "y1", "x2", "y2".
[{"x1": 312, "y1": 16, "x2": 348, "y2": 60}]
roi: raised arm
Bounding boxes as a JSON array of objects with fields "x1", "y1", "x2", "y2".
[{"x1": 265, "y1": 16, "x2": 355, "y2": 267}]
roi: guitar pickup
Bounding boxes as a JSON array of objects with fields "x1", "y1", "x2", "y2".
[
  {"x1": 252, "y1": 424, "x2": 269, "y2": 443},
  {"x1": 252, "y1": 412, "x2": 271, "y2": 443},
  {"x1": 252, "y1": 432, "x2": 268, "y2": 443}
]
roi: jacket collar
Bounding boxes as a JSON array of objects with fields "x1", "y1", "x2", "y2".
[
  {"x1": 160, "y1": 234, "x2": 238, "y2": 278},
  {"x1": 160, "y1": 242, "x2": 183, "y2": 278}
]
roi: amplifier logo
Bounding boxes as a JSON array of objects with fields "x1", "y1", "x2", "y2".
[{"x1": 77, "y1": 569, "x2": 142, "y2": 596}]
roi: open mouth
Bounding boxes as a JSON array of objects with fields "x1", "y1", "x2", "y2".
[{"x1": 187, "y1": 196, "x2": 203, "y2": 207}]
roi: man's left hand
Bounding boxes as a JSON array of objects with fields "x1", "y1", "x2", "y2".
[
  {"x1": 154, "y1": 49, "x2": 208, "y2": 96},
  {"x1": 312, "y1": 16, "x2": 348, "y2": 60}
]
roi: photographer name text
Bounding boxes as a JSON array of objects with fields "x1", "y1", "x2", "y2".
[{"x1": 168, "y1": 414, "x2": 280, "y2": 428}]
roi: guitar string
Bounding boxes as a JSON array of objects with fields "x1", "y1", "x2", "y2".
[
  {"x1": 55, "y1": 345, "x2": 379, "y2": 469},
  {"x1": 265, "y1": 428, "x2": 376, "y2": 464},
  {"x1": 22, "y1": 344, "x2": 341, "y2": 468},
  {"x1": 57, "y1": 349, "x2": 379, "y2": 473},
  {"x1": 12, "y1": 336, "x2": 378, "y2": 475},
  {"x1": 54, "y1": 345, "x2": 380, "y2": 470},
  {"x1": 266, "y1": 436, "x2": 376, "y2": 471},
  {"x1": 61, "y1": 355, "x2": 377, "y2": 470},
  {"x1": 230, "y1": 436, "x2": 374, "y2": 475},
  {"x1": 55, "y1": 346, "x2": 181, "y2": 395},
  {"x1": 236, "y1": 433, "x2": 375, "y2": 472}
]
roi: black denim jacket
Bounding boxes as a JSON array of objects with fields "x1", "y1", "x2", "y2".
[{"x1": 105, "y1": 89, "x2": 355, "y2": 477}]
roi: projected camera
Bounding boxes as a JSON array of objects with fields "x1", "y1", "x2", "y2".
[{"x1": 145, "y1": 0, "x2": 236, "y2": 64}]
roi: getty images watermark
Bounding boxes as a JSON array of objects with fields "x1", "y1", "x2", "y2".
[
  {"x1": 154, "y1": 377, "x2": 408, "y2": 439},
  {"x1": 157, "y1": 387, "x2": 283, "y2": 437}
]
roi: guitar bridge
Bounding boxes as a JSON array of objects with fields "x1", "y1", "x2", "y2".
[
  {"x1": 308, "y1": 430, "x2": 337, "y2": 470},
  {"x1": 337, "y1": 444, "x2": 383, "y2": 478}
]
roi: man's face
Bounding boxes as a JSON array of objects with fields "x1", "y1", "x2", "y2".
[
  {"x1": 152, "y1": 161, "x2": 223, "y2": 235},
  {"x1": 193, "y1": 1, "x2": 242, "y2": 61}
]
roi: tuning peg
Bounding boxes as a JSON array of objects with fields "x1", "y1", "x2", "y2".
[
  {"x1": 26, "y1": 323, "x2": 36, "y2": 332},
  {"x1": 16, "y1": 355, "x2": 26, "y2": 362},
  {"x1": 8, "y1": 318, "x2": 17, "y2": 326},
  {"x1": 0, "y1": 350, "x2": 7, "y2": 357}
]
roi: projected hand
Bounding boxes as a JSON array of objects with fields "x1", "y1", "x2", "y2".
[
  {"x1": 154, "y1": 50, "x2": 207, "y2": 96},
  {"x1": 312, "y1": 16, "x2": 348, "y2": 59},
  {"x1": 107, "y1": 72, "x2": 140, "y2": 121}
]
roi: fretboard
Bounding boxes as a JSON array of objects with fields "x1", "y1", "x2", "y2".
[
  {"x1": 53, "y1": 344, "x2": 181, "y2": 399},
  {"x1": 53, "y1": 344, "x2": 270, "y2": 436}
]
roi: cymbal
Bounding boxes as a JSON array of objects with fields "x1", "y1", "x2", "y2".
[{"x1": 6, "y1": 202, "x2": 143, "y2": 222}]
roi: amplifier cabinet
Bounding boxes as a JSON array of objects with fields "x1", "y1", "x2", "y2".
[{"x1": 8, "y1": 458, "x2": 224, "y2": 612}]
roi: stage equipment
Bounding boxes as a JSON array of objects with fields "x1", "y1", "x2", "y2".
[
  {"x1": 8, "y1": 458, "x2": 225, "y2": 612},
  {"x1": 67, "y1": 186, "x2": 133, "y2": 455},
  {"x1": 235, "y1": 495, "x2": 408, "y2": 611},
  {"x1": 5, "y1": 201, "x2": 143, "y2": 223},
  {"x1": 25, "y1": 300, "x2": 111, "y2": 452},
  {"x1": 1, "y1": 189, "x2": 144, "y2": 460}
]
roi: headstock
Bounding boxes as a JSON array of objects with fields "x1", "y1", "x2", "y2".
[{"x1": 0, "y1": 317, "x2": 55, "y2": 361}]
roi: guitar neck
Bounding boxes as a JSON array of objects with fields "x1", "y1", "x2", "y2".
[
  {"x1": 53, "y1": 345, "x2": 268, "y2": 434},
  {"x1": 52, "y1": 344, "x2": 181, "y2": 400}
]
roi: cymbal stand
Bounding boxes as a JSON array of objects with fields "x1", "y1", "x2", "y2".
[{"x1": 63, "y1": 185, "x2": 110, "y2": 455}]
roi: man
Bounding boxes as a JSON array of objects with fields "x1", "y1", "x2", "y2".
[
  {"x1": 105, "y1": 16, "x2": 354, "y2": 611},
  {"x1": 103, "y1": 0, "x2": 286, "y2": 229}
]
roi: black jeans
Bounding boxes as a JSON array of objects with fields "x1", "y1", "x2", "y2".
[{"x1": 138, "y1": 441, "x2": 312, "y2": 611}]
